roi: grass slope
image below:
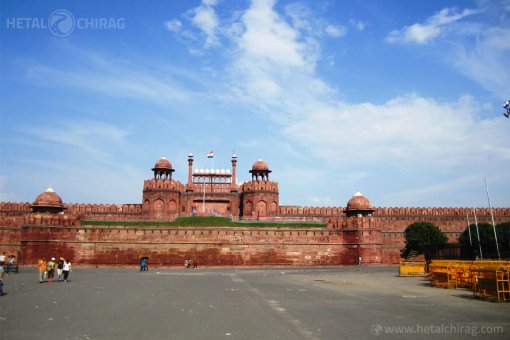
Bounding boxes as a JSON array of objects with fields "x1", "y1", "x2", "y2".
[{"x1": 81, "y1": 216, "x2": 326, "y2": 228}]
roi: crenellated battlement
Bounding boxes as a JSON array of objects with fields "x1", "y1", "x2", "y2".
[
  {"x1": 64, "y1": 203, "x2": 142, "y2": 214},
  {"x1": 241, "y1": 180, "x2": 279, "y2": 192},
  {"x1": 143, "y1": 179, "x2": 185, "y2": 191},
  {"x1": 373, "y1": 207, "x2": 510, "y2": 216},
  {"x1": 279, "y1": 206, "x2": 344, "y2": 216},
  {"x1": 0, "y1": 202, "x2": 31, "y2": 211},
  {"x1": 25, "y1": 212, "x2": 80, "y2": 226},
  {"x1": 279, "y1": 206, "x2": 510, "y2": 217}
]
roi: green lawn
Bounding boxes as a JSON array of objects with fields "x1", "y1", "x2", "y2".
[{"x1": 81, "y1": 216, "x2": 326, "y2": 228}]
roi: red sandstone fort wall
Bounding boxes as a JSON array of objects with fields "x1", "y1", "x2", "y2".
[
  {"x1": 2, "y1": 202, "x2": 510, "y2": 266},
  {"x1": 19, "y1": 225, "x2": 369, "y2": 266}
]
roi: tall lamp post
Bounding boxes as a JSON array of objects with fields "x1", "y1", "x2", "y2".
[{"x1": 504, "y1": 100, "x2": 510, "y2": 118}]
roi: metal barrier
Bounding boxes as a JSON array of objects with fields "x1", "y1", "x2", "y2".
[
  {"x1": 428, "y1": 260, "x2": 462, "y2": 288},
  {"x1": 399, "y1": 260, "x2": 426, "y2": 277},
  {"x1": 472, "y1": 261, "x2": 510, "y2": 302},
  {"x1": 427, "y1": 259, "x2": 510, "y2": 302}
]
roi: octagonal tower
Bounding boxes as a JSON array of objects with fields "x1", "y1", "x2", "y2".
[
  {"x1": 241, "y1": 159, "x2": 279, "y2": 218},
  {"x1": 142, "y1": 157, "x2": 183, "y2": 219}
]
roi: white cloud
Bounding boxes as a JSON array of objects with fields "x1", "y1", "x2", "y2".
[
  {"x1": 325, "y1": 24, "x2": 346, "y2": 38},
  {"x1": 25, "y1": 120, "x2": 132, "y2": 160},
  {"x1": 164, "y1": 19, "x2": 182, "y2": 32},
  {"x1": 190, "y1": 0, "x2": 220, "y2": 47},
  {"x1": 237, "y1": 0, "x2": 308, "y2": 67},
  {"x1": 283, "y1": 95, "x2": 510, "y2": 168},
  {"x1": 386, "y1": 7, "x2": 479, "y2": 44},
  {"x1": 385, "y1": 4, "x2": 510, "y2": 100},
  {"x1": 349, "y1": 19, "x2": 366, "y2": 31},
  {"x1": 451, "y1": 27, "x2": 510, "y2": 99},
  {"x1": 25, "y1": 52, "x2": 197, "y2": 107}
]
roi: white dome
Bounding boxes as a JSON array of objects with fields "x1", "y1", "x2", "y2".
[
  {"x1": 220, "y1": 169, "x2": 225, "y2": 174},
  {"x1": 199, "y1": 169, "x2": 204, "y2": 174},
  {"x1": 226, "y1": 170, "x2": 231, "y2": 174},
  {"x1": 205, "y1": 169, "x2": 210, "y2": 174}
]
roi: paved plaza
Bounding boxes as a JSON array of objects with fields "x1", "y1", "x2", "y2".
[{"x1": 0, "y1": 266, "x2": 508, "y2": 339}]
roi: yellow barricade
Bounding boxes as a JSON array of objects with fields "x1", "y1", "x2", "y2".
[
  {"x1": 427, "y1": 260, "x2": 510, "y2": 301},
  {"x1": 399, "y1": 260, "x2": 426, "y2": 277},
  {"x1": 472, "y1": 261, "x2": 510, "y2": 302},
  {"x1": 429, "y1": 260, "x2": 460, "y2": 288}
]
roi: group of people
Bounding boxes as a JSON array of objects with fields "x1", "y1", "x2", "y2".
[
  {"x1": 184, "y1": 258, "x2": 198, "y2": 269},
  {"x1": 0, "y1": 254, "x2": 17, "y2": 271},
  {"x1": 38, "y1": 257, "x2": 72, "y2": 283}
]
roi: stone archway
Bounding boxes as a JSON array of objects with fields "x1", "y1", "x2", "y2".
[
  {"x1": 257, "y1": 200, "x2": 267, "y2": 217},
  {"x1": 169, "y1": 200, "x2": 177, "y2": 213},
  {"x1": 154, "y1": 199, "x2": 164, "y2": 219},
  {"x1": 245, "y1": 201, "x2": 253, "y2": 215}
]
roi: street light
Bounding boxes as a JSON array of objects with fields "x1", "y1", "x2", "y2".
[{"x1": 504, "y1": 100, "x2": 510, "y2": 118}]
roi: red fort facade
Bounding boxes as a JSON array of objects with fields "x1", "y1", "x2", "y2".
[{"x1": 1, "y1": 154, "x2": 509, "y2": 267}]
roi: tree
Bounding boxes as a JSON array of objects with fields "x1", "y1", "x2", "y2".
[
  {"x1": 402, "y1": 222, "x2": 448, "y2": 259},
  {"x1": 459, "y1": 223, "x2": 494, "y2": 249},
  {"x1": 459, "y1": 222, "x2": 510, "y2": 259},
  {"x1": 496, "y1": 222, "x2": 510, "y2": 253}
]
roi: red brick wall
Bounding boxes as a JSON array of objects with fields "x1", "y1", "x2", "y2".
[{"x1": 18, "y1": 225, "x2": 371, "y2": 266}]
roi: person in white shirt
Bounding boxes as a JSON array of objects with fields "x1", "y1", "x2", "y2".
[{"x1": 63, "y1": 259, "x2": 72, "y2": 282}]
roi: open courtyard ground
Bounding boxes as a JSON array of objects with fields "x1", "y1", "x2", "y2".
[{"x1": 0, "y1": 266, "x2": 508, "y2": 339}]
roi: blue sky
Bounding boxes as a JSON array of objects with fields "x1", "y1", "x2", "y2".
[{"x1": 1, "y1": 0, "x2": 509, "y2": 208}]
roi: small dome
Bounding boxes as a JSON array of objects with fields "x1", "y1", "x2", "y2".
[
  {"x1": 154, "y1": 157, "x2": 172, "y2": 170},
  {"x1": 345, "y1": 192, "x2": 373, "y2": 211},
  {"x1": 252, "y1": 159, "x2": 269, "y2": 171},
  {"x1": 31, "y1": 186, "x2": 65, "y2": 212}
]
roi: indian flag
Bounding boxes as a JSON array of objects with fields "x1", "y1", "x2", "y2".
[{"x1": 207, "y1": 151, "x2": 214, "y2": 158}]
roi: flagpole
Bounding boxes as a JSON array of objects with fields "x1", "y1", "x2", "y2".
[
  {"x1": 466, "y1": 213, "x2": 472, "y2": 246},
  {"x1": 203, "y1": 179, "x2": 205, "y2": 213},
  {"x1": 484, "y1": 178, "x2": 501, "y2": 260},
  {"x1": 473, "y1": 208, "x2": 483, "y2": 260}
]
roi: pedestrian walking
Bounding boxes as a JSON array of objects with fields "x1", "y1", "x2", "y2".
[
  {"x1": 63, "y1": 259, "x2": 72, "y2": 282},
  {"x1": 140, "y1": 257, "x2": 146, "y2": 272},
  {"x1": 8, "y1": 255, "x2": 15, "y2": 273},
  {"x1": 38, "y1": 257, "x2": 48, "y2": 283},
  {"x1": 57, "y1": 257, "x2": 64, "y2": 281},
  {"x1": 144, "y1": 257, "x2": 149, "y2": 271},
  {"x1": 47, "y1": 257, "x2": 56, "y2": 283},
  {"x1": 0, "y1": 263, "x2": 5, "y2": 296},
  {"x1": 358, "y1": 256, "x2": 362, "y2": 270}
]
